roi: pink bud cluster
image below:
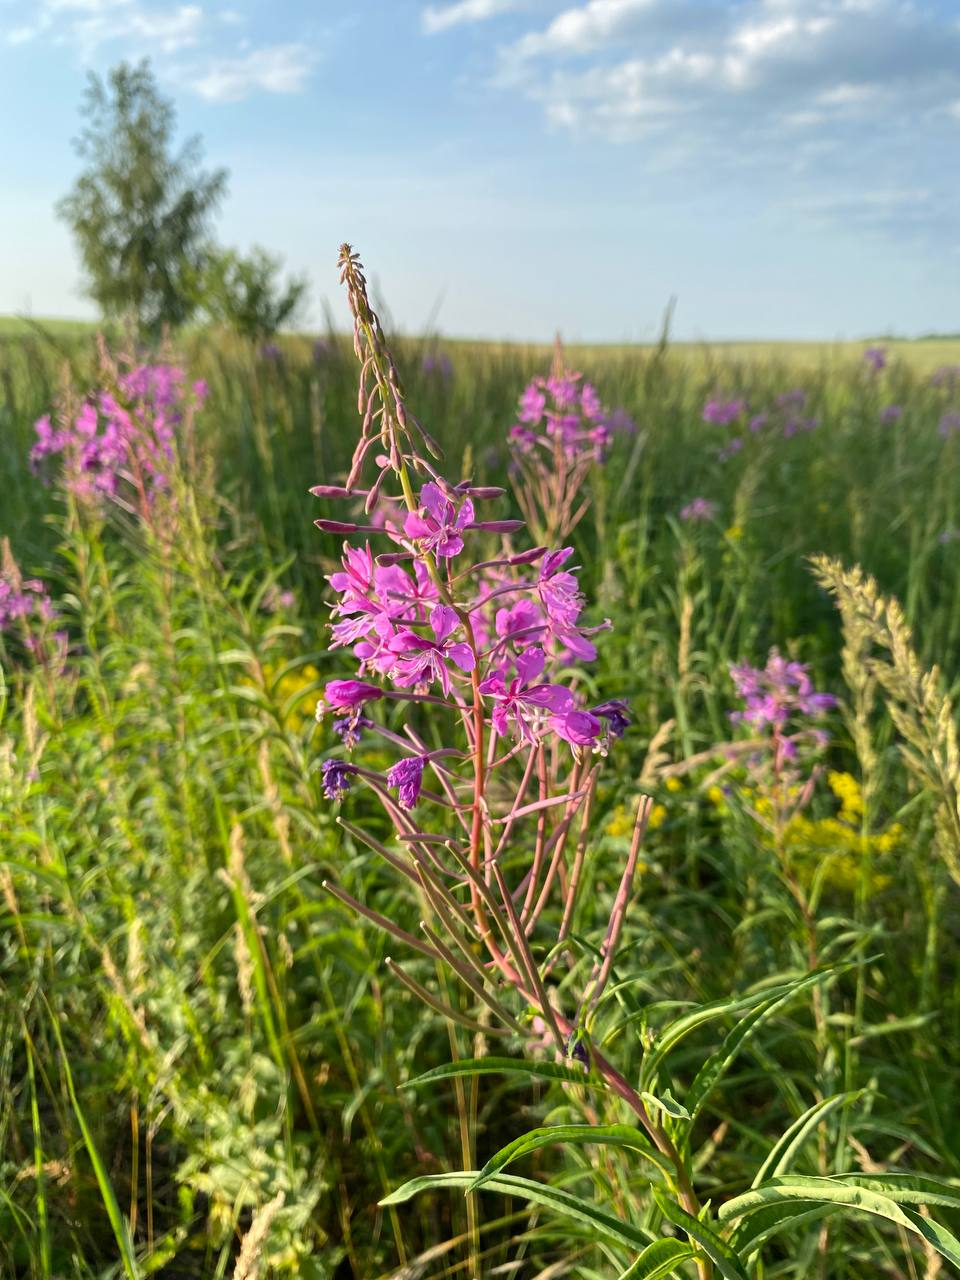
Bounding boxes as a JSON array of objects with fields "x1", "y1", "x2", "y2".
[{"x1": 31, "y1": 363, "x2": 206, "y2": 505}]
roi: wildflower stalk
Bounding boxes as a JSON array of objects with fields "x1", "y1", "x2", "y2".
[{"x1": 322, "y1": 245, "x2": 711, "y2": 1278}]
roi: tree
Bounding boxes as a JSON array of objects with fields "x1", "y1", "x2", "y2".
[
  {"x1": 200, "y1": 246, "x2": 309, "y2": 340},
  {"x1": 57, "y1": 60, "x2": 228, "y2": 335}
]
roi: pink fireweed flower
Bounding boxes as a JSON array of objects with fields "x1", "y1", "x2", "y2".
[
  {"x1": 328, "y1": 542, "x2": 376, "y2": 609},
  {"x1": 404, "y1": 483, "x2": 474, "y2": 559},
  {"x1": 538, "y1": 549, "x2": 584, "y2": 625},
  {"x1": 702, "y1": 397, "x2": 745, "y2": 425},
  {"x1": 479, "y1": 647, "x2": 574, "y2": 743},
  {"x1": 550, "y1": 707, "x2": 603, "y2": 747},
  {"x1": 375, "y1": 560, "x2": 439, "y2": 621},
  {"x1": 518, "y1": 384, "x2": 547, "y2": 424},
  {"x1": 730, "y1": 651, "x2": 836, "y2": 729},
  {"x1": 680, "y1": 497, "x2": 716, "y2": 523},
  {"x1": 320, "y1": 679, "x2": 384, "y2": 712},
  {"x1": 387, "y1": 755, "x2": 425, "y2": 809},
  {"x1": 388, "y1": 604, "x2": 475, "y2": 695}
]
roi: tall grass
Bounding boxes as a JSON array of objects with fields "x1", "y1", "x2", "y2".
[{"x1": 1, "y1": 323, "x2": 959, "y2": 1276}]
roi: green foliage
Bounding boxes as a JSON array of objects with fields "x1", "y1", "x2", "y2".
[
  {"x1": 2, "y1": 328, "x2": 960, "y2": 1277},
  {"x1": 57, "y1": 60, "x2": 227, "y2": 334},
  {"x1": 201, "y1": 246, "x2": 309, "y2": 340}
]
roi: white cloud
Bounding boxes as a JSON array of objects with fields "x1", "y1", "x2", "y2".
[
  {"x1": 194, "y1": 43, "x2": 314, "y2": 102},
  {"x1": 4, "y1": 0, "x2": 201, "y2": 53},
  {"x1": 510, "y1": 0, "x2": 657, "y2": 58},
  {"x1": 422, "y1": 0, "x2": 520, "y2": 35},
  {"x1": 497, "y1": 0, "x2": 960, "y2": 140},
  {"x1": 1, "y1": 1, "x2": 317, "y2": 101}
]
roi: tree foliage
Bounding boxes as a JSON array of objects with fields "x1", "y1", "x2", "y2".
[
  {"x1": 201, "y1": 246, "x2": 309, "y2": 340},
  {"x1": 57, "y1": 60, "x2": 227, "y2": 335}
]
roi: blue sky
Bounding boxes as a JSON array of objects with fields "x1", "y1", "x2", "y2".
[{"x1": 1, "y1": 0, "x2": 958, "y2": 341}]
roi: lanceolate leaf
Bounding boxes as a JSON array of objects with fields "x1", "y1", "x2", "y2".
[
  {"x1": 728, "y1": 1201, "x2": 840, "y2": 1256},
  {"x1": 684, "y1": 968, "x2": 845, "y2": 1124},
  {"x1": 718, "y1": 1176, "x2": 960, "y2": 1268},
  {"x1": 640, "y1": 965, "x2": 844, "y2": 1090},
  {"x1": 404, "y1": 1056, "x2": 593, "y2": 1091},
  {"x1": 752, "y1": 1092, "x2": 866, "y2": 1186},
  {"x1": 653, "y1": 1191, "x2": 750, "y2": 1280},
  {"x1": 381, "y1": 1172, "x2": 653, "y2": 1252},
  {"x1": 617, "y1": 1238, "x2": 698, "y2": 1279},
  {"x1": 469, "y1": 1124, "x2": 673, "y2": 1191}
]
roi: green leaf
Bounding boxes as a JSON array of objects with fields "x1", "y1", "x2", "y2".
[
  {"x1": 653, "y1": 1191, "x2": 749, "y2": 1280},
  {"x1": 381, "y1": 1172, "x2": 652, "y2": 1252},
  {"x1": 641, "y1": 1091, "x2": 691, "y2": 1122},
  {"x1": 617, "y1": 1238, "x2": 698, "y2": 1279},
  {"x1": 640, "y1": 966, "x2": 843, "y2": 1089},
  {"x1": 470, "y1": 1124, "x2": 672, "y2": 1190},
  {"x1": 825, "y1": 1172, "x2": 960, "y2": 1210},
  {"x1": 718, "y1": 1176, "x2": 960, "y2": 1269},
  {"x1": 685, "y1": 968, "x2": 844, "y2": 1124},
  {"x1": 753, "y1": 1092, "x2": 866, "y2": 1186},
  {"x1": 404, "y1": 1056, "x2": 593, "y2": 1091},
  {"x1": 728, "y1": 1201, "x2": 839, "y2": 1256}
]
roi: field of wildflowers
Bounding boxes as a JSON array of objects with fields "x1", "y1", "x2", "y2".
[{"x1": 2, "y1": 256, "x2": 960, "y2": 1279}]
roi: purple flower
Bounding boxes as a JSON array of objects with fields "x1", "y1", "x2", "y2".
[
  {"x1": 388, "y1": 604, "x2": 475, "y2": 695},
  {"x1": 863, "y1": 346, "x2": 887, "y2": 371},
  {"x1": 931, "y1": 365, "x2": 960, "y2": 389},
  {"x1": 518, "y1": 382, "x2": 547, "y2": 424},
  {"x1": 333, "y1": 714, "x2": 371, "y2": 749},
  {"x1": 730, "y1": 651, "x2": 835, "y2": 729},
  {"x1": 322, "y1": 680, "x2": 383, "y2": 711},
  {"x1": 939, "y1": 413, "x2": 960, "y2": 440},
  {"x1": 550, "y1": 708, "x2": 603, "y2": 747},
  {"x1": 702, "y1": 398, "x2": 745, "y2": 426},
  {"x1": 547, "y1": 374, "x2": 579, "y2": 410},
  {"x1": 592, "y1": 700, "x2": 630, "y2": 740},
  {"x1": 422, "y1": 351, "x2": 453, "y2": 382},
  {"x1": 479, "y1": 647, "x2": 574, "y2": 743},
  {"x1": 602, "y1": 407, "x2": 637, "y2": 435},
  {"x1": 387, "y1": 756, "x2": 425, "y2": 809},
  {"x1": 880, "y1": 405, "x2": 903, "y2": 425},
  {"x1": 322, "y1": 759, "x2": 358, "y2": 801},
  {"x1": 680, "y1": 497, "x2": 716, "y2": 523},
  {"x1": 404, "y1": 483, "x2": 474, "y2": 559},
  {"x1": 580, "y1": 382, "x2": 602, "y2": 420},
  {"x1": 538, "y1": 548, "x2": 583, "y2": 624},
  {"x1": 717, "y1": 437, "x2": 743, "y2": 462}
]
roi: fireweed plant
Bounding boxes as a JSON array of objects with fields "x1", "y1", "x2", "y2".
[
  {"x1": 313, "y1": 248, "x2": 960, "y2": 1278},
  {"x1": 507, "y1": 339, "x2": 613, "y2": 545}
]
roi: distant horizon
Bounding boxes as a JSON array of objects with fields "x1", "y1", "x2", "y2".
[{"x1": 2, "y1": 311, "x2": 958, "y2": 350}]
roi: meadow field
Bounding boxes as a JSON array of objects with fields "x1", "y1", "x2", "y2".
[{"x1": 3, "y1": 308, "x2": 960, "y2": 1280}]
